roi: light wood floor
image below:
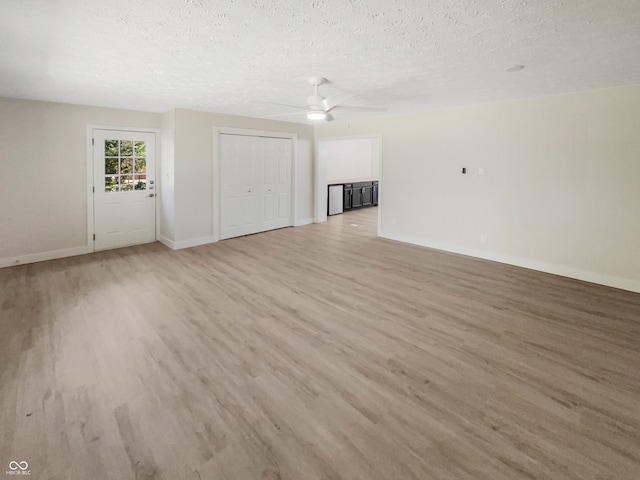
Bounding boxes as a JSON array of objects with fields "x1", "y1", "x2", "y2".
[{"x1": 1, "y1": 207, "x2": 639, "y2": 480}]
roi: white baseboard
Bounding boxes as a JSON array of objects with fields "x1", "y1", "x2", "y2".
[
  {"x1": 0, "y1": 246, "x2": 90, "y2": 269},
  {"x1": 294, "y1": 218, "x2": 314, "y2": 227},
  {"x1": 172, "y1": 235, "x2": 216, "y2": 250},
  {"x1": 379, "y1": 230, "x2": 640, "y2": 294},
  {"x1": 158, "y1": 235, "x2": 175, "y2": 250}
]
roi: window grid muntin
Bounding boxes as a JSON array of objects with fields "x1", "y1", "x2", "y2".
[{"x1": 104, "y1": 139, "x2": 147, "y2": 193}]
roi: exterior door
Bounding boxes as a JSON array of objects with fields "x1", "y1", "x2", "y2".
[
  {"x1": 220, "y1": 134, "x2": 291, "y2": 240},
  {"x1": 92, "y1": 129, "x2": 156, "y2": 251}
]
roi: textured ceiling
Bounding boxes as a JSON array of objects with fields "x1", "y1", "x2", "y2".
[{"x1": 1, "y1": 0, "x2": 639, "y2": 124}]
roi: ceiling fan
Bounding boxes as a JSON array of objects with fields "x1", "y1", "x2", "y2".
[{"x1": 264, "y1": 76, "x2": 387, "y2": 122}]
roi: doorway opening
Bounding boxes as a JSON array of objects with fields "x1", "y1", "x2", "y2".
[{"x1": 315, "y1": 135, "x2": 381, "y2": 233}]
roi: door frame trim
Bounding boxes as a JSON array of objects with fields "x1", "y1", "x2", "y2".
[
  {"x1": 314, "y1": 133, "x2": 383, "y2": 234},
  {"x1": 212, "y1": 126, "x2": 298, "y2": 242},
  {"x1": 86, "y1": 125, "x2": 161, "y2": 253}
]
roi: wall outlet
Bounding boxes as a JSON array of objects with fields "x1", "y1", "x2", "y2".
[{"x1": 480, "y1": 234, "x2": 487, "y2": 244}]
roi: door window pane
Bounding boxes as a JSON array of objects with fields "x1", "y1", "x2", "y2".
[
  {"x1": 105, "y1": 176, "x2": 119, "y2": 192},
  {"x1": 134, "y1": 158, "x2": 146, "y2": 173},
  {"x1": 134, "y1": 141, "x2": 146, "y2": 156},
  {"x1": 105, "y1": 140, "x2": 118, "y2": 156},
  {"x1": 121, "y1": 175, "x2": 134, "y2": 191},
  {"x1": 120, "y1": 140, "x2": 133, "y2": 156},
  {"x1": 121, "y1": 158, "x2": 132, "y2": 174},
  {"x1": 134, "y1": 175, "x2": 146, "y2": 190},
  {"x1": 105, "y1": 158, "x2": 119, "y2": 174}
]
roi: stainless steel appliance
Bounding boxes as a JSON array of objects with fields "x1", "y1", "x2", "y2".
[{"x1": 328, "y1": 184, "x2": 344, "y2": 215}]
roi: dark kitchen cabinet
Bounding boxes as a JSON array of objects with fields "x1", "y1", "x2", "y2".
[
  {"x1": 360, "y1": 182, "x2": 374, "y2": 207},
  {"x1": 340, "y1": 181, "x2": 377, "y2": 212},
  {"x1": 343, "y1": 184, "x2": 352, "y2": 210},
  {"x1": 351, "y1": 185, "x2": 363, "y2": 208},
  {"x1": 353, "y1": 181, "x2": 374, "y2": 208}
]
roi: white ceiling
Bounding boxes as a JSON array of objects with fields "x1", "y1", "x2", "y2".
[{"x1": 1, "y1": 0, "x2": 639, "y2": 124}]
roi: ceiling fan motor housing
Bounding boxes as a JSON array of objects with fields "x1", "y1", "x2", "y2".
[
  {"x1": 306, "y1": 76, "x2": 327, "y2": 108},
  {"x1": 307, "y1": 76, "x2": 326, "y2": 86}
]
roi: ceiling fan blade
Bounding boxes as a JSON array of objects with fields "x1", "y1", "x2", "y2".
[
  {"x1": 262, "y1": 111, "x2": 307, "y2": 118},
  {"x1": 322, "y1": 92, "x2": 354, "y2": 112},
  {"x1": 331, "y1": 105, "x2": 388, "y2": 113},
  {"x1": 325, "y1": 114, "x2": 335, "y2": 122},
  {"x1": 251, "y1": 100, "x2": 306, "y2": 110}
]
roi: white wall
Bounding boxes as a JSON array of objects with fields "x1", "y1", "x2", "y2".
[
  {"x1": 159, "y1": 109, "x2": 176, "y2": 246},
  {"x1": 6, "y1": 86, "x2": 639, "y2": 292},
  {"x1": 0, "y1": 98, "x2": 315, "y2": 265},
  {"x1": 171, "y1": 108, "x2": 315, "y2": 246},
  {"x1": 0, "y1": 97, "x2": 161, "y2": 266},
  {"x1": 314, "y1": 85, "x2": 640, "y2": 293},
  {"x1": 324, "y1": 138, "x2": 380, "y2": 183}
]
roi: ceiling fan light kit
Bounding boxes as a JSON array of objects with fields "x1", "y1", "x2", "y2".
[{"x1": 307, "y1": 111, "x2": 327, "y2": 120}]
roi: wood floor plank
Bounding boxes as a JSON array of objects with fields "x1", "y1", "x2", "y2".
[{"x1": 1, "y1": 207, "x2": 639, "y2": 479}]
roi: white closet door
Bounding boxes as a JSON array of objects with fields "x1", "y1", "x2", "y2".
[
  {"x1": 220, "y1": 134, "x2": 260, "y2": 239},
  {"x1": 261, "y1": 137, "x2": 292, "y2": 231},
  {"x1": 220, "y1": 134, "x2": 292, "y2": 240}
]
